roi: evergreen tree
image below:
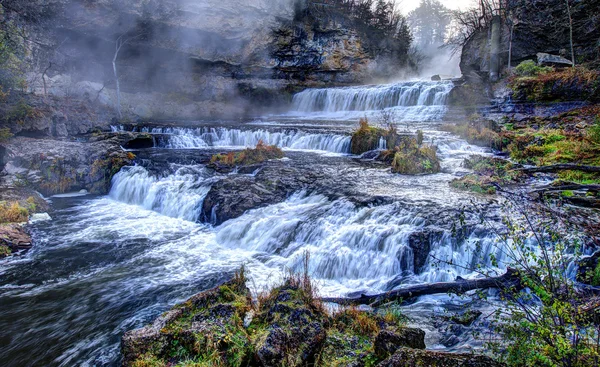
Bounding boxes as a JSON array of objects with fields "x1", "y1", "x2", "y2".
[{"x1": 407, "y1": 0, "x2": 451, "y2": 48}]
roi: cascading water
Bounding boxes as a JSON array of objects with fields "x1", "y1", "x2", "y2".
[
  {"x1": 0, "y1": 78, "x2": 509, "y2": 366},
  {"x1": 112, "y1": 126, "x2": 352, "y2": 154},
  {"x1": 109, "y1": 165, "x2": 216, "y2": 222},
  {"x1": 290, "y1": 80, "x2": 454, "y2": 121}
]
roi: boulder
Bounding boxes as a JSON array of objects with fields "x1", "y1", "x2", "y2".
[
  {"x1": 408, "y1": 230, "x2": 443, "y2": 273},
  {"x1": 255, "y1": 285, "x2": 327, "y2": 367},
  {"x1": 122, "y1": 277, "x2": 252, "y2": 367},
  {"x1": 431, "y1": 75, "x2": 442, "y2": 81},
  {"x1": 374, "y1": 329, "x2": 426, "y2": 358},
  {"x1": 536, "y1": 53, "x2": 573, "y2": 67}
]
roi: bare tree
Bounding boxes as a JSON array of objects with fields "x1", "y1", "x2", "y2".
[
  {"x1": 112, "y1": 33, "x2": 142, "y2": 119},
  {"x1": 565, "y1": 0, "x2": 575, "y2": 67}
]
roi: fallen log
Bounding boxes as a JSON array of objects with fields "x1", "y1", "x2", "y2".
[
  {"x1": 516, "y1": 164, "x2": 600, "y2": 174},
  {"x1": 321, "y1": 268, "x2": 521, "y2": 307},
  {"x1": 531, "y1": 184, "x2": 600, "y2": 193}
]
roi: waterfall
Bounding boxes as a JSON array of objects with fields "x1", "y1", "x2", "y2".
[
  {"x1": 112, "y1": 126, "x2": 352, "y2": 153},
  {"x1": 216, "y1": 193, "x2": 505, "y2": 287},
  {"x1": 109, "y1": 165, "x2": 215, "y2": 222},
  {"x1": 290, "y1": 80, "x2": 454, "y2": 121}
]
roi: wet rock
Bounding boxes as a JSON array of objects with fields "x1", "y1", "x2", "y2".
[
  {"x1": 122, "y1": 134, "x2": 154, "y2": 150},
  {"x1": 444, "y1": 310, "x2": 483, "y2": 327},
  {"x1": 377, "y1": 348, "x2": 504, "y2": 367},
  {"x1": 0, "y1": 224, "x2": 31, "y2": 254},
  {"x1": 201, "y1": 165, "x2": 321, "y2": 225},
  {"x1": 374, "y1": 328, "x2": 426, "y2": 358},
  {"x1": 432, "y1": 75, "x2": 442, "y2": 81},
  {"x1": 408, "y1": 230, "x2": 443, "y2": 273}
]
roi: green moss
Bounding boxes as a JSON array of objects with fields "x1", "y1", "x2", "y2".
[
  {"x1": 506, "y1": 128, "x2": 600, "y2": 166},
  {"x1": 0, "y1": 127, "x2": 13, "y2": 143},
  {"x1": 509, "y1": 66, "x2": 600, "y2": 102},
  {"x1": 450, "y1": 174, "x2": 497, "y2": 195},
  {"x1": 514, "y1": 60, "x2": 553, "y2": 77},
  {"x1": 450, "y1": 156, "x2": 525, "y2": 195}
]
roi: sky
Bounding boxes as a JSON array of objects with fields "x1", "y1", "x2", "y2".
[{"x1": 399, "y1": 0, "x2": 475, "y2": 13}]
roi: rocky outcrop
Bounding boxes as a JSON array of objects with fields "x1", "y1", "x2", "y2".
[
  {"x1": 121, "y1": 274, "x2": 502, "y2": 367},
  {"x1": 201, "y1": 165, "x2": 321, "y2": 225},
  {"x1": 11, "y1": 0, "x2": 406, "y2": 121},
  {"x1": 460, "y1": 0, "x2": 600, "y2": 79},
  {"x1": 1, "y1": 133, "x2": 141, "y2": 196}
]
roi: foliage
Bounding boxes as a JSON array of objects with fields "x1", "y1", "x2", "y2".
[
  {"x1": 407, "y1": 0, "x2": 451, "y2": 48},
  {"x1": 0, "y1": 245, "x2": 11, "y2": 257},
  {"x1": 588, "y1": 118, "x2": 600, "y2": 145},
  {"x1": 514, "y1": 60, "x2": 553, "y2": 77},
  {"x1": 210, "y1": 141, "x2": 284, "y2": 167},
  {"x1": 5, "y1": 98, "x2": 43, "y2": 124},
  {"x1": 0, "y1": 201, "x2": 29, "y2": 223},
  {"x1": 448, "y1": 198, "x2": 600, "y2": 367}
]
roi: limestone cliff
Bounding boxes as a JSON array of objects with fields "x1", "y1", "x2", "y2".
[{"x1": 5, "y1": 0, "x2": 401, "y2": 126}]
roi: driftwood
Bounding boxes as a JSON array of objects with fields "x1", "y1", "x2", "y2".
[
  {"x1": 531, "y1": 184, "x2": 600, "y2": 193},
  {"x1": 321, "y1": 269, "x2": 521, "y2": 307},
  {"x1": 516, "y1": 164, "x2": 600, "y2": 174}
]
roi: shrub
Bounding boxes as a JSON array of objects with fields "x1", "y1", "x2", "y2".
[
  {"x1": 0, "y1": 201, "x2": 29, "y2": 223},
  {"x1": 210, "y1": 141, "x2": 284, "y2": 166},
  {"x1": 0, "y1": 127, "x2": 13, "y2": 143},
  {"x1": 0, "y1": 245, "x2": 10, "y2": 257},
  {"x1": 514, "y1": 60, "x2": 553, "y2": 77},
  {"x1": 391, "y1": 144, "x2": 441, "y2": 175},
  {"x1": 445, "y1": 200, "x2": 600, "y2": 367}
]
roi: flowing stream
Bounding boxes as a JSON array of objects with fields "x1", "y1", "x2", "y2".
[{"x1": 0, "y1": 80, "x2": 504, "y2": 366}]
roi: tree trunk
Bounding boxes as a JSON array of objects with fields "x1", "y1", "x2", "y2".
[
  {"x1": 516, "y1": 164, "x2": 600, "y2": 174},
  {"x1": 113, "y1": 41, "x2": 122, "y2": 119},
  {"x1": 321, "y1": 268, "x2": 521, "y2": 307},
  {"x1": 566, "y1": 0, "x2": 575, "y2": 67}
]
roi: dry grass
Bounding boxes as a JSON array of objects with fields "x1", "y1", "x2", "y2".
[
  {"x1": 210, "y1": 141, "x2": 284, "y2": 166},
  {"x1": 0, "y1": 201, "x2": 29, "y2": 223}
]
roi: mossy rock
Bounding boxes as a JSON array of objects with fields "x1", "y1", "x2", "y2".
[
  {"x1": 450, "y1": 155, "x2": 525, "y2": 195},
  {"x1": 390, "y1": 145, "x2": 441, "y2": 175},
  {"x1": 210, "y1": 142, "x2": 284, "y2": 168},
  {"x1": 122, "y1": 275, "x2": 252, "y2": 367},
  {"x1": 351, "y1": 126, "x2": 386, "y2": 155}
]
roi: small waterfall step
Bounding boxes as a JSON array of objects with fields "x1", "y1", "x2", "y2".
[
  {"x1": 111, "y1": 126, "x2": 352, "y2": 153},
  {"x1": 290, "y1": 80, "x2": 454, "y2": 122}
]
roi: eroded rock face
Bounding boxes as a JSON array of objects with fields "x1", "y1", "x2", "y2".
[
  {"x1": 2, "y1": 134, "x2": 140, "y2": 196},
  {"x1": 460, "y1": 0, "x2": 600, "y2": 78},
  {"x1": 15, "y1": 0, "x2": 395, "y2": 120}
]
